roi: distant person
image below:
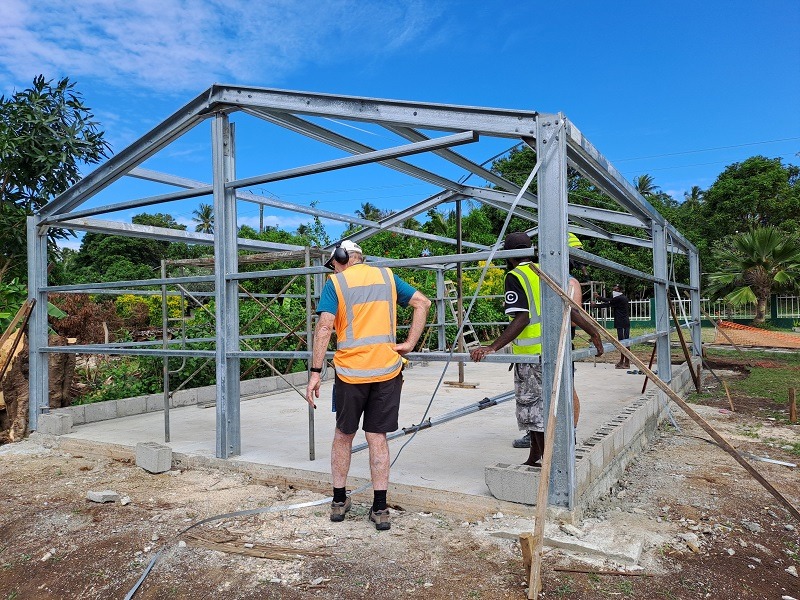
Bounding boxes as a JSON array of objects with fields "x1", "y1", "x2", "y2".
[
  {"x1": 470, "y1": 232, "x2": 603, "y2": 467},
  {"x1": 306, "y1": 240, "x2": 431, "y2": 531},
  {"x1": 593, "y1": 284, "x2": 630, "y2": 369}
]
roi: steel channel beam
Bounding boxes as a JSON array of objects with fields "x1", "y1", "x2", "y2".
[
  {"x1": 39, "y1": 346, "x2": 215, "y2": 357},
  {"x1": 568, "y1": 225, "x2": 687, "y2": 255},
  {"x1": 57, "y1": 217, "x2": 303, "y2": 252},
  {"x1": 42, "y1": 185, "x2": 213, "y2": 225},
  {"x1": 689, "y1": 250, "x2": 703, "y2": 355},
  {"x1": 129, "y1": 167, "x2": 378, "y2": 228},
  {"x1": 40, "y1": 88, "x2": 214, "y2": 217},
  {"x1": 536, "y1": 113, "x2": 575, "y2": 509},
  {"x1": 213, "y1": 114, "x2": 242, "y2": 458},
  {"x1": 226, "y1": 131, "x2": 479, "y2": 191},
  {"x1": 652, "y1": 222, "x2": 672, "y2": 383},
  {"x1": 249, "y1": 109, "x2": 467, "y2": 192},
  {"x1": 228, "y1": 247, "x2": 541, "y2": 281},
  {"x1": 26, "y1": 217, "x2": 49, "y2": 430},
  {"x1": 212, "y1": 85, "x2": 538, "y2": 137}
]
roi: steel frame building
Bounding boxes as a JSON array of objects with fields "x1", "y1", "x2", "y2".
[{"x1": 28, "y1": 85, "x2": 701, "y2": 510}]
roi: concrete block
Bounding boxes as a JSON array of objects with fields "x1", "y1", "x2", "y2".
[
  {"x1": 84, "y1": 401, "x2": 118, "y2": 423},
  {"x1": 172, "y1": 389, "x2": 197, "y2": 407},
  {"x1": 589, "y1": 445, "x2": 606, "y2": 480},
  {"x1": 196, "y1": 385, "x2": 217, "y2": 404},
  {"x1": 575, "y1": 457, "x2": 591, "y2": 490},
  {"x1": 86, "y1": 490, "x2": 120, "y2": 503},
  {"x1": 136, "y1": 441, "x2": 173, "y2": 473},
  {"x1": 262, "y1": 376, "x2": 278, "y2": 393},
  {"x1": 146, "y1": 394, "x2": 167, "y2": 412},
  {"x1": 57, "y1": 405, "x2": 85, "y2": 426},
  {"x1": 37, "y1": 413, "x2": 73, "y2": 436},
  {"x1": 485, "y1": 463, "x2": 541, "y2": 505},
  {"x1": 117, "y1": 396, "x2": 147, "y2": 418}
]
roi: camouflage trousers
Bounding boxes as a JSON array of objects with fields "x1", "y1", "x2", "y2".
[{"x1": 514, "y1": 363, "x2": 544, "y2": 433}]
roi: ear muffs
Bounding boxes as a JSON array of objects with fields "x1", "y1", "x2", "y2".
[{"x1": 333, "y1": 245, "x2": 349, "y2": 265}]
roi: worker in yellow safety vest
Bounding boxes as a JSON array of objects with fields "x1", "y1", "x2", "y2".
[{"x1": 470, "y1": 232, "x2": 603, "y2": 466}]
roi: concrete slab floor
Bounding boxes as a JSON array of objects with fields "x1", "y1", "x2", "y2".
[{"x1": 63, "y1": 360, "x2": 649, "y2": 500}]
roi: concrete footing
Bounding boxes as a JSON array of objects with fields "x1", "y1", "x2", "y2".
[
  {"x1": 485, "y1": 358, "x2": 700, "y2": 512},
  {"x1": 136, "y1": 441, "x2": 172, "y2": 473},
  {"x1": 36, "y1": 413, "x2": 73, "y2": 436}
]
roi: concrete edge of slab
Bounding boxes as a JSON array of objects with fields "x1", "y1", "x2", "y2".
[
  {"x1": 28, "y1": 433, "x2": 536, "y2": 521},
  {"x1": 45, "y1": 370, "x2": 332, "y2": 427},
  {"x1": 484, "y1": 358, "x2": 701, "y2": 519}
]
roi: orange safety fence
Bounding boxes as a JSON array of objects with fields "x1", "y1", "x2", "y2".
[{"x1": 713, "y1": 320, "x2": 800, "y2": 349}]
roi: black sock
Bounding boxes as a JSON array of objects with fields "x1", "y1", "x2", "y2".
[
  {"x1": 372, "y1": 490, "x2": 387, "y2": 512},
  {"x1": 333, "y1": 487, "x2": 347, "y2": 503}
]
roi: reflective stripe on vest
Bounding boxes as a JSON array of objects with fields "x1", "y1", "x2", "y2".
[
  {"x1": 330, "y1": 264, "x2": 403, "y2": 383},
  {"x1": 508, "y1": 263, "x2": 542, "y2": 355},
  {"x1": 568, "y1": 232, "x2": 583, "y2": 248}
]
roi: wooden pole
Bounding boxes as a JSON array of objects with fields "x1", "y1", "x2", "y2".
[
  {"x1": 700, "y1": 307, "x2": 743, "y2": 352},
  {"x1": 527, "y1": 307, "x2": 571, "y2": 599},
  {"x1": 790, "y1": 388, "x2": 797, "y2": 424},
  {"x1": 669, "y1": 299, "x2": 701, "y2": 392},
  {"x1": 641, "y1": 343, "x2": 657, "y2": 394},
  {"x1": 528, "y1": 263, "x2": 800, "y2": 523},
  {"x1": 722, "y1": 380, "x2": 735, "y2": 412}
]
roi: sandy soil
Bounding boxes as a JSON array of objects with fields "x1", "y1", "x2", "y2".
[{"x1": 1, "y1": 369, "x2": 798, "y2": 600}]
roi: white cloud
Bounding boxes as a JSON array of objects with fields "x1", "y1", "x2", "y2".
[{"x1": 0, "y1": 0, "x2": 444, "y2": 94}]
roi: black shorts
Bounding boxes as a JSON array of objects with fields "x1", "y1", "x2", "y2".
[{"x1": 334, "y1": 372, "x2": 403, "y2": 435}]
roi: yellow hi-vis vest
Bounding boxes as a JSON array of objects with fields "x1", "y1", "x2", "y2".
[
  {"x1": 330, "y1": 263, "x2": 403, "y2": 383},
  {"x1": 508, "y1": 263, "x2": 542, "y2": 355},
  {"x1": 568, "y1": 232, "x2": 583, "y2": 248}
]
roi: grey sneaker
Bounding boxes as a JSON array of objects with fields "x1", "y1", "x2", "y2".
[
  {"x1": 369, "y1": 508, "x2": 391, "y2": 531},
  {"x1": 512, "y1": 432, "x2": 532, "y2": 448},
  {"x1": 330, "y1": 497, "x2": 351, "y2": 522}
]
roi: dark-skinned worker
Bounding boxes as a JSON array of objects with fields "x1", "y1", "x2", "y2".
[
  {"x1": 470, "y1": 232, "x2": 603, "y2": 466},
  {"x1": 306, "y1": 240, "x2": 431, "y2": 530},
  {"x1": 592, "y1": 283, "x2": 631, "y2": 369}
]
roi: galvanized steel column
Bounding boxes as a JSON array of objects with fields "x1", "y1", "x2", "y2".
[
  {"x1": 212, "y1": 114, "x2": 241, "y2": 458},
  {"x1": 652, "y1": 222, "x2": 672, "y2": 383},
  {"x1": 536, "y1": 113, "x2": 576, "y2": 509},
  {"x1": 435, "y1": 269, "x2": 447, "y2": 351},
  {"x1": 689, "y1": 249, "x2": 702, "y2": 356},
  {"x1": 27, "y1": 216, "x2": 49, "y2": 430}
]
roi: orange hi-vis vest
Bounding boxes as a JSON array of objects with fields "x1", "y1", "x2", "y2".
[{"x1": 330, "y1": 263, "x2": 403, "y2": 384}]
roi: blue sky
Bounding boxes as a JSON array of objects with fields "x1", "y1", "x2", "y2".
[{"x1": 1, "y1": 0, "x2": 798, "y2": 249}]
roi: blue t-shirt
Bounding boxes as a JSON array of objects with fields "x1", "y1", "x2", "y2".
[{"x1": 316, "y1": 268, "x2": 417, "y2": 315}]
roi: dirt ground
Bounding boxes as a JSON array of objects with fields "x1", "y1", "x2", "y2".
[{"x1": 1, "y1": 365, "x2": 799, "y2": 599}]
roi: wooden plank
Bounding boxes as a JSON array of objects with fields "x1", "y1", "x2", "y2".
[
  {"x1": 669, "y1": 299, "x2": 700, "y2": 392},
  {"x1": 701, "y1": 307, "x2": 743, "y2": 352},
  {"x1": 641, "y1": 344, "x2": 657, "y2": 394},
  {"x1": 0, "y1": 300, "x2": 35, "y2": 381},
  {"x1": 528, "y1": 262, "x2": 800, "y2": 524},
  {"x1": 790, "y1": 388, "x2": 797, "y2": 424},
  {"x1": 527, "y1": 307, "x2": 571, "y2": 599}
]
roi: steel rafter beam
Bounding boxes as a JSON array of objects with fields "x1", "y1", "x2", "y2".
[
  {"x1": 212, "y1": 84, "x2": 537, "y2": 137},
  {"x1": 42, "y1": 185, "x2": 213, "y2": 225},
  {"x1": 40, "y1": 88, "x2": 215, "y2": 218},
  {"x1": 58, "y1": 217, "x2": 303, "y2": 251},
  {"x1": 246, "y1": 109, "x2": 467, "y2": 192},
  {"x1": 129, "y1": 167, "x2": 377, "y2": 227},
  {"x1": 226, "y1": 130, "x2": 479, "y2": 191}
]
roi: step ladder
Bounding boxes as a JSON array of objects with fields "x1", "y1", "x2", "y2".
[{"x1": 444, "y1": 280, "x2": 481, "y2": 350}]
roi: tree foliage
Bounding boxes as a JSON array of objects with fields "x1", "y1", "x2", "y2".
[
  {"x1": 0, "y1": 76, "x2": 110, "y2": 282},
  {"x1": 705, "y1": 227, "x2": 800, "y2": 323}
]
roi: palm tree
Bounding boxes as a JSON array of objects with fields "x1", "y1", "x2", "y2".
[
  {"x1": 683, "y1": 185, "x2": 704, "y2": 206},
  {"x1": 355, "y1": 202, "x2": 385, "y2": 222},
  {"x1": 634, "y1": 174, "x2": 659, "y2": 197},
  {"x1": 192, "y1": 203, "x2": 214, "y2": 234},
  {"x1": 706, "y1": 227, "x2": 800, "y2": 323}
]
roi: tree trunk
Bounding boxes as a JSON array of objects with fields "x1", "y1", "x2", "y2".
[{"x1": 754, "y1": 295, "x2": 768, "y2": 324}]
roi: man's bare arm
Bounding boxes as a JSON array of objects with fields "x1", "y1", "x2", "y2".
[
  {"x1": 394, "y1": 291, "x2": 431, "y2": 355},
  {"x1": 305, "y1": 311, "x2": 335, "y2": 407}
]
